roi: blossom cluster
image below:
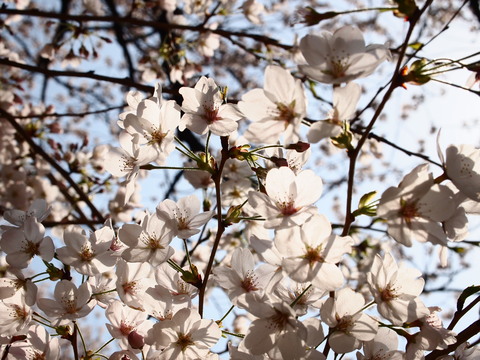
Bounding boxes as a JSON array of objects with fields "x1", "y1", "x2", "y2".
[{"x1": 1, "y1": 2, "x2": 480, "y2": 360}]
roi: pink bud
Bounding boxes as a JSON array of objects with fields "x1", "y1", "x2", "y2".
[{"x1": 127, "y1": 330, "x2": 144, "y2": 349}]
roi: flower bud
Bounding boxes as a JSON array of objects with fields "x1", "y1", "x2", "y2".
[{"x1": 127, "y1": 330, "x2": 144, "y2": 349}]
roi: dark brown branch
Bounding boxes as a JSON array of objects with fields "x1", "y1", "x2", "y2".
[
  {"x1": 341, "y1": 1, "x2": 433, "y2": 237},
  {"x1": 12, "y1": 105, "x2": 124, "y2": 119},
  {"x1": 353, "y1": 128, "x2": 443, "y2": 167},
  {"x1": 0, "y1": 107, "x2": 105, "y2": 222},
  {"x1": 425, "y1": 320, "x2": 480, "y2": 359},
  {"x1": 0, "y1": 57, "x2": 154, "y2": 93},
  {"x1": 0, "y1": 8, "x2": 293, "y2": 50}
]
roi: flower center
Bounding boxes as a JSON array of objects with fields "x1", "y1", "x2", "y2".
[
  {"x1": 380, "y1": 284, "x2": 398, "y2": 302},
  {"x1": 176, "y1": 333, "x2": 195, "y2": 351},
  {"x1": 399, "y1": 199, "x2": 420, "y2": 224},
  {"x1": 267, "y1": 309, "x2": 289, "y2": 332},
  {"x1": 324, "y1": 55, "x2": 350, "y2": 78},
  {"x1": 303, "y1": 246, "x2": 324, "y2": 266},
  {"x1": 277, "y1": 198, "x2": 298, "y2": 216},
  {"x1": 274, "y1": 101, "x2": 298, "y2": 126},
  {"x1": 140, "y1": 232, "x2": 164, "y2": 250},
  {"x1": 120, "y1": 321, "x2": 134, "y2": 336},
  {"x1": 202, "y1": 105, "x2": 221, "y2": 124},
  {"x1": 241, "y1": 270, "x2": 259, "y2": 292},
  {"x1": 61, "y1": 296, "x2": 78, "y2": 314},
  {"x1": 80, "y1": 245, "x2": 94, "y2": 261},
  {"x1": 335, "y1": 314, "x2": 353, "y2": 334},
  {"x1": 23, "y1": 240, "x2": 40, "y2": 258},
  {"x1": 123, "y1": 281, "x2": 138, "y2": 295},
  {"x1": 149, "y1": 128, "x2": 168, "y2": 146}
]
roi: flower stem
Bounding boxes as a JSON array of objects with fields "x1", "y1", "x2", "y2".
[{"x1": 218, "y1": 305, "x2": 235, "y2": 324}]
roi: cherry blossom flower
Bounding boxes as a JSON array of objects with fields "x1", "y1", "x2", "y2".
[
  {"x1": 0, "y1": 217, "x2": 54, "y2": 269},
  {"x1": 320, "y1": 287, "x2": 378, "y2": 353},
  {"x1": 197, "y1": 25, "x2": 220, "y2": 57},
  {"x1": 242, "y1": 300, "x2": 308, "y2": 359},
  {"x1": 367, "y1": 253, "x2": 429, "y2": 325},
  {"x1": 377, "y1": 164, "x2": 457, "y2": 246},
  {"x1": 437, "y1": 342, "x2": 480, "y2": 360},
  {"x1": 0, "y1": 291, "x2": 32, "y2": 336},
  {"x1": 147, "y1": 262, "x2": 198, "y2": 312},
  {"x1": 147, "y1": 308, "x2": 221, "y2": 359},
  {"x1": 106, "y1": 300, "x2": 150, "y2": 350},
  {"x1": 0, "y1": 268, "x2": 37, "y2": 306},
  {"x1": 57, "y1": 224, "x2": 117, "y2": 276},
  {"x1": 299, "y1": 26, "x2": 390, "y2": 84},
  {"x1": 275, "y1": 214, "x2": 353, "y2": 290},
  {"x1": 3, "y1": 199, "x2": 50, "y2": 227},
  {"x1": 444, "y1": 144, "x2": 480, "y2": 201},
  {"x1": 115, "y1": 260, "x2": 156, "y2": 311},
  {"x1": 9, "y1": 324, "x2": 60, "y2": 360},
  {"x1": 105, "y1": 131, "x2": 158, "y2": 204},
  {"x1": 179, "y1": 76, "x2": 243, "y2": 136},
  {"x1": 123, "y1": 89, "x2": 180, "y2": 164},
  {"x1": 241, "y1": 0, "x2": 265, "y2": 24},
  {"x1": 213, "y1": 247, "x2": 270, "y2": 306},
  {"x1": 356, "y1": 327, "x2": 404, "y2": 360},
  {"x1": 88, "y1": 272, "x2": 117, "y2": 308},
  {"x1": 37, "y1": 280, "x2": 96, "y2": 326},
  {"x1": 307, "y1": 82, "x2": 361, "y2": 143},
  {"x1": 272, "y1": 277, "x2": 326, "y2": 316},
  {"x1": 119, "y1": 212, "x2": 175, "y2": 266},
  {"x1": 238, "y1": 65, "x2": 307, "y2": 144},
  {"x1": 156, "y1": 194, "x2": 214, "y2": 239},
  {"x1": 406, "y1": 307, "x2": 456, "y2": 358},
  {"x1": 248, "y1": 166, "x2": 323, "y2": 229}
]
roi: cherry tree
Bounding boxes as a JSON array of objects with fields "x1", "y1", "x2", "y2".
[{"x1": 0, "y1": 0, "x2": 480, "y2": 359}]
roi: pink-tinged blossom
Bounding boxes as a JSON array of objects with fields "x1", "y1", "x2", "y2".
[
  {"x1": 241, "y1": 0, "x2": 264, "y2": 24},
  {"x1": 147, "y1": 262, "x2": 198, "y2": 312},
  {"x1": 37, "y1": 280, "x2": 96, "y2": 326},
  {"x1": 356, "y1": 327, "x2": 404, "y2": 360},
  {"x1": 238, "y1": 65, "x2": 307, "y2": 145},
  {"x1": 105, "y1": 131, "x2": 158, "y2": 204},
  {"x1": 275, "y1": 214, "x2": 353, "y2": 290},
  {"x1": 156, "y1": 194, "x2": 214, "y2": 239},
  {"x1": 377, "y1": 164, "x2": 456, "y2": 247},
  {"x1": 320, "y1": 287, "x2": 378, "y2": 353},
  {"x1": 437, "y1": 342, "x2": 480, "y2": 360},
  {"x1": 307, "y1": 82, "x2": 361, "y2": 143},
  {"x1": 3, "y1": 199, "x2": 50, "y2": 227},
  {"x1": 179, "y1": 76, "x2": 243, "y2": 136},
  {"x1": 9, "y1": 324, "x2": 60, "y2": 360},
  {"x1": 57, "y1": 225, "x2": 117, "y2": 276},
  {"x1": 123, "y1": 89, "x2": 181, "y2": 164},
  {"x1": 444, "y1": 144, "x2": 480, "y2": 201},
  {"x1": 119, "y1": 212, "x2": 175, "y2": 266},
  {"x1": 406, "y1": 307, "x2": 456, "y2": 359},
  {"x1": 242, "y1": 300, "x2": 308, "y2": 359},
  {"x1": 367, "y1": 253, "x2": 429, "y2": 325},
  {"x1": 105, "y1": 300, "x2": 150, "y2": 350},
  {"x1": 0, "y1": 268, "x2": 37, "y2": 306},
  {"x1": 213, "y1": 248, "x2": 270, "y2": 306},
  {"x1": 88, "y1": 272, "x2": 117, "y2": 308},
  {"x1": 115, "y1": 260, "x2": 156, "y2": 311},
  {"x1": 146, "y1": 308, "x2": 221, "y2": 359},
  {"x1": 248, "y1": 167, "x2": 322, "y2": 229},
  {"x1": 0, "y1": 291, "x2": 32, "y2": 336},
  {"x1": 0, "y1": 217, "x2": 54, "y2": 269},
  {"x1": 299, "y1": 26, "x2": 390, "y2": 84},
  {"x1": 272, "y1": 278, "x2": 326, "y2": 316}
]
